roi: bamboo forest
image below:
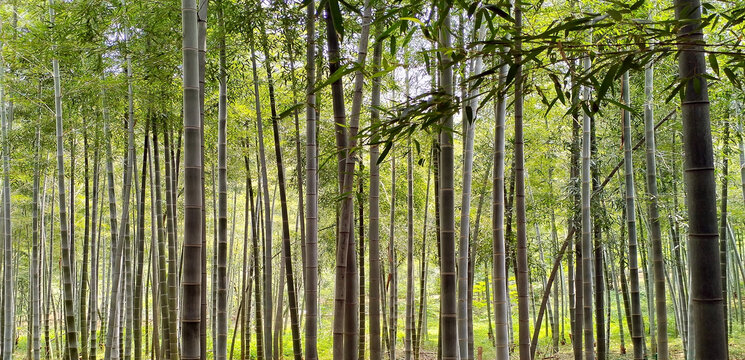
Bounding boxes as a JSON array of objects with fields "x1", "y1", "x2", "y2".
[{"x1": 3, "y1": 0, "x2": 745, "y2": 358}]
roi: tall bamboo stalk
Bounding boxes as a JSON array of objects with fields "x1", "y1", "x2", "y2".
[
  {"x1": 32, "y1": 125, "x2": 41, "y2": 360},
  {"x1": 133, "y1": 122, "x2": 150, "y2": 360},
  {"x1": 368, "y1": 30, "x2": 383, "y2": 360},
  {"x1": 457, "y1": 17, "x2": 485, "y2": 360},
  {"x1": 196, "y1": 2, "x2": 209, "y2": 356},
  {"x1": 414, "y1": 151, "x2": 431, "y2": 360},
  {"x1": 79, "y1": 129, "x2": 90, "y2": 360},
  {"x1": 358, "y1": 172, "x2": 366, "y2": 360},
  {"x1": 580, "y1": 53, "x2": 594, "y2": 360},
  {"x1": 246, "y1": 150, "x2": 265, "y2": 360},
  {"x1": 719, "y1": 119, "x2": 730, "y2": 343},
  {"x1": 249, "y1": 35, "x2": 273, "y2": 360},
  {"x1": 623, "y1": 71, "x2": 645, "y2": 360},
  {"x1": 163, "y1": 115, "x2": 179, "y2": 360},
  {"x1": 216, "y1": 1, "x2": 229, "y2": 358},
  {"x1": 330, "y1": 1, "x2": 372, "y2": 358},
  {"x1": 568, "y1": 57, "x2": 581, "y2": 360},
  {"x1": 643, "y1": 55, "x2": 669, "y2": 360},
  {"x1": 492, "y1": 21, "x2": 510, "y2": 360},
  {"x1": 514, "y1": 1, "x2": 531, "y2": 358},
  {"x1": 674, "y1": 0, "x2": 727, "y2": 355},
  {"x1": 437, "y1": 6, "x2": 457, "y2": 360},
  {"x1": 0, "y1": 20, "x2": 13, "y2": 359},
  {"x1": 549, "y1": 170, "x2": 560, "y2": 354},
  {"x1": 304, "y1": 0, "x2": 319, "y2": 357},
  {"x1": 669, "y1": 132, "x2": 687, "y2": 356},
  {"x1": 50, "y1": 1, "x2": 79, "y2": 357},
  {"x1": 259, "y1": 10, "x2": 303, "y2": 358},
  {"x1": 322, "y1": 5, "x2": 347, "y2": 349},
  {"x1": 181, "y1": 0, "x2": 203, "y2": 356},
  {"x1": 388, "y1": 154, "x2": 397, "y2": 360},
  {"x1": 405, "y1": 135, "x2": 414, "y2": 360},
  {"x1": 591, "y1": 117, "x2": 605, "y2": 360},
  {"x1": 88, "y1": 130, "x2": 100, "y2": 360},
  {"x1": 151, "y1": 121, "x2": 172, "y2": 359}
]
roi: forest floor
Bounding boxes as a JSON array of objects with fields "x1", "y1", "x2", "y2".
[
  {"x1": 392, "y1": 342, "x2": 745, "y2": 360},
  {"x1": 407, "y1": 324, "x2": 745, "y2": 360},
  {"x1": 11, "y1": 318, "x2": 745, "y2": 358}
]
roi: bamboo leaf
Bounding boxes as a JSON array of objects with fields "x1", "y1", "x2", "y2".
[
  {"x1": 483, "y1": 4, "x2": 514, "y2": 22},
  {"x1": 328, "y1": 0, "x2": 344, "y2": 40},
  {"x1": 311, "y1": 63, "x2": 359, "y2": 94},
  {"x1": 607, "y1": 9, "x2": 623, "y2": 21},
  {"x1": 377, "y1": 141, "x2": 393, "y2": 164},
  {"x1": 279, "y1": 103, "x2": 304, "y2": 119},
  {"x1": 723, "y1": 67, "x2": 741, "y2": 89},
  {"x1": 664, "y1": 80, "x2": 685, "y2": 103},
  {"x1": 606, "y1": 98, "x2": 634, "y2": 113},
  {"x1": 401, "y1": 16, "x2": 425, "y2": 26},
  {"x1": 596, "y1": 63, "x2": 618, "y2": 103},
  {"x1": 467, "y1": 1, "x2": 479, "y2": 17},
  {"x1": 629, "y1": 0, "x2": 645, "y2": 10},
  {"x1": 708, "y1": 53, "x2": 720, "y2": 76}
]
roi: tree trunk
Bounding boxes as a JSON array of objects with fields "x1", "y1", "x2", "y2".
[
  {"x1": 457, "y1": 55, "x2": 473, "y2": 360},
  {"x1": 247, "y1": 152, "x2": 265, "y2": 360},
  {"x1": 241, "y1": 153, "x2": 252, "y2": 360},
  {"x1": 514, "y1": 2, "x2": 531, "y2": 359},
  {"x1": 151, "y1": 121, "x2": 173, "y2": 360},
  {"x1": 50, "y1": 2, "x2": 80, "y2": 356},
  {"x1": 249, "y1": 33, "x2": 273, "y2": 360},
  {"x1": 642, "y1": 56, "x2": 669, "y2": 360},
  {"x1": 42, "y1": 168, "x2": 52, "y2": 359},
  {"x1": 591, "y1": 116, "x2": 605, "y2": 360},
  {"x1": 669, "y1": 133, "x2": 688, "y2": 357},
  {"x1": 457, "y1": 18, "x2": 485, "y2": 360},
  {"x1": 133, "y1": 121, "x2": 150, "y2": 360},
  {"x1": 0, "y1": 33, "x2": 13, "y2": 360},
  {"x1": 258, "y1": 12, "x2": 303, "y2": 358},
  {"x1": 492, "y1": 34, "x2": 510, "y2": 360},
  {"x1": 529, "y1": 230, "x2": 574, "y2": 359},
  {"x1": 623, "y1": 71, "x2": 645, "y2": 360},
  {"x1": 619, "y1": 211, "x2": 633, "y2": 338},
  {"x1": 368, "y1": 32, "x2": 383, "y2": 360},
  {"x1": 121, "y1": 44, "x2": 135, "y2": 360},
  {"x1": 437, "y1": 8, "x2": 457, "y2": 359},
  {"x1": 359, "y1": 173, "x2": 366, "y2": 360},
  {"x1": 212, "y1": 165, "x2": 219, "y2": 360},
  {"x1": 32, "y1": 126, "x2": 42, "y2": 360},
  {"x1": 640, "y1": 184, "x2": 655, "y2": 358},
  {"x1": 549, "y1": 171, "x2": 560, "y2": 354},
  {"x1": 568, "y1": 50, "x2": 582, "y2": 360},
  {"x1": 415, "y1": 152, "x2": 432, "y2": 360},
  {"x1": 304, "y1": 0, "x2": 319, "y2": 358},
  {"x1": 608, "y1": 247, "x2": 626, "y2": 354},
  {"x1": 79, "y1": 129, "x2": 90, "y2": 360},
  {"x1": 181, "y1": 0, "x2": 203, "y2": 356},
  {"x1": 196, "y1": 2, "x2": 209, "y2": 357},
  {"x1": 325, "y1": 0, "x2": 372, "y2": 358},
  {"x1": 100, "y1": 76, "x2": 120, "y2": 359},
  {"x1": 389, "y1": 154, "x2": 397, "y2": 360},
  {"x1": 580, "y1": 53, "x2": 594, "y2": 360},
  {"x1": 46, "y1": 180, "x2": 57, "y2": 359},
  {"x1": 88, "y1": 133, "x2": 101, "y2": 360},
  {"x1": 405, "y1": 136, "x2": 414, "y2": 360},
  {"x1": 719, "y1": 119, "x2": 729, "y2": 343},
  {"x1": 674, "y1": 0, "x2": 727, "y2": 356},
  {"x1": 163, "y1": 120, "x2": 179, "y2": 360},
  {"x1": 216, "y1": 2, "x2": 228, "y2": 358}
]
